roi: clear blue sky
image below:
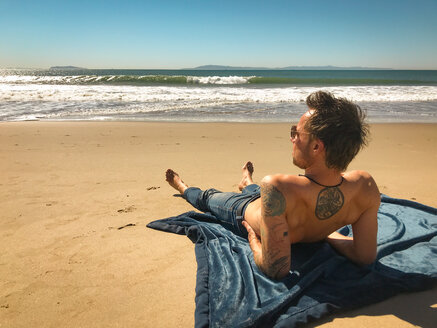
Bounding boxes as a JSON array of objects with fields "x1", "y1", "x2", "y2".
[{"x1": 1, "y1": 0, "x2": 436, "y2": 69}]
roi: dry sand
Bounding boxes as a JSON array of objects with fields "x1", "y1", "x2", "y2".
[{"x1": 1, "y1": 122, "x2": 436, "y2": 327}]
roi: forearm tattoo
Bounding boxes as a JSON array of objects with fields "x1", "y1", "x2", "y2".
[
  {"x1": 261, "y1": 182, "x2": 286, "y2": 217},
  {"x1": 265, "y1": 256, "x2": 289, "y2": 279},
  {"x1": 315, "y1": 187, "x2": 344, "y2": 220}
]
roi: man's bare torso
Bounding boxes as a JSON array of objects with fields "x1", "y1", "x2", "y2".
[{"x1": 244, "y1": 170, "x2": 378, "y2": 244}]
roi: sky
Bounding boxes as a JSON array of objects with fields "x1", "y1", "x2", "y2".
[{"x1": 1, "y1": 0, "x2": 436, "y2": 69}]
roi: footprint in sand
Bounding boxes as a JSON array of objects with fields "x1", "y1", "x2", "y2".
[
  {"x1": 117, "y1": 205, "x2": 136, "y2": 213},
  {"x1": 108, "y1": 223, "x2": 137, "y2": 230},
  {"x1": 117, "y1": 223, "x2": 136, "y2": 230}
]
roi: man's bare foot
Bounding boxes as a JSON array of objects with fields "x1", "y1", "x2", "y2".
[
  {"x1": 238, "y1": 161, "x2": 254, "y2": 191},
  {"x1": 165, "y1": 169, "x2": 188, "y2": 195}
]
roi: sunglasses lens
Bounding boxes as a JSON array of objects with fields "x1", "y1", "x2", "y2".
[{"x1": 290, "y1": 126, "x2": 297, "y2": 139}]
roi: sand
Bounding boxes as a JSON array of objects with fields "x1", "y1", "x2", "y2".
[{"x1": 1, "y1": 122, "x2": 436, "y2": 327}]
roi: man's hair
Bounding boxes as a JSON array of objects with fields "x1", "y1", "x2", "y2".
[{"x1": 305, "y1": 91, "x2": 369, "y2": 171}]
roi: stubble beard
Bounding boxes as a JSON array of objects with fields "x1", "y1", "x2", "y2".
[
  {"x1": 292, "y1": 144, "x2": 312, "y2": 170},
  {"x1": 293, "y1": 155, "x2": 307, "y2": 169}
]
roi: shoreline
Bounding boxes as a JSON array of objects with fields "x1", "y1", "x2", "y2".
[
  {"x1": 1, "y1": 121, "x2": 436, "y2": 327},
  {"x1": 2, "y1": 119, "x2": 437, "y2": 124},
  {"x1": 3, "y1": 120, "x2": 437, "y2": 124}
]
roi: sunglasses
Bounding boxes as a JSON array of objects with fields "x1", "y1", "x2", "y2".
[{"x1": 290, "y1": 125, "x2": 311, "y2": 140}]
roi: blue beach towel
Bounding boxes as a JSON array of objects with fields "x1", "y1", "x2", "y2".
[{"x1": 146, "y1": 195, "x2": 437, "y2": 328}]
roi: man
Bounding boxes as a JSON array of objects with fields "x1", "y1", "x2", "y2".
[{"x1": 166, "y1": 91, "x2": 380, "y2": 280}]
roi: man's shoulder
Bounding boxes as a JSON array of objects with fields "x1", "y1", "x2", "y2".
[
  {"x1": 344, "y1": 169, "x2": 374, "y2": 181},
  {"x1": 344, "y1": 170, "x2": 380, "y2": 207},
  {"x1": 262, "y1": 171, "x2": 377, "y2": 189},
  {"x1": 260, "y1": 174, "x2": 305, "y2": 189},
  {"x1": 260, "y1": 174, "x2": 311, "y2": 205}
]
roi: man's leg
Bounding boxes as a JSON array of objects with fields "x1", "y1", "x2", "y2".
[
  {"x1": 165, "y1": 169, "x2": 188, "y2": 195},
  {"x1": 238, "y1": 161, "x2": 254, "y2": 192},
  {"x1": 238, "y1": 161, "x2": 260, "y2": 195},
  {"x1": 165, "y1": 162, "x2": 259, "y2": 236},
  {"x1": 165, "y1": 161, "x2": 255, "y2": 197},
  {"x1": 165, "y1": 168, "x2": 221, "y2": 212}
]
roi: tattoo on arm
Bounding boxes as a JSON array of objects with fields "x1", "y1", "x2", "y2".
[
  {"x1": 261, "y1": 182, "x2": 286, "y2": 217},
  {"x1": 266, "y1": 256, "x2": 290, "y2": 279},
  {"x1": 261, "y1": 248, "x2": 290, "y2": 279},
  {"x1": 257, "y1": 183, "x2": 290, "y2": 279},
  {"x1": 315, "y1": 187, "x2": 344, "y2": 220}
]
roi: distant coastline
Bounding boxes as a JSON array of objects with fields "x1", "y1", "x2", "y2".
[
  {"x1": 44, "y1": 65, "x2": 393, "y2": 71},
  {"x1": 49, "y1": 66, "x2": 86, "y2": 70},
  {"x1": 189, "y1": 65, "x2": 393, "y2": 70}
]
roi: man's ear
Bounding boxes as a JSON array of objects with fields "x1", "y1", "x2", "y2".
[{"x1": 313, "y1": 139, "x2": 324, "y2": 153}]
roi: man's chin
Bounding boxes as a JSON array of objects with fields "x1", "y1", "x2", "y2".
[{"x1": 293, "y1": 158, "x2": 306, "y2": 169}]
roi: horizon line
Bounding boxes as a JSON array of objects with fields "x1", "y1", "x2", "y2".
[{"x1": 2, "y1": 65, "x2": 437, "y2": 71}]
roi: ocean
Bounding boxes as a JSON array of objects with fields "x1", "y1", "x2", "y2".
[{"x1": 1, "y1": 68, "x2": 437, "y2": 122}]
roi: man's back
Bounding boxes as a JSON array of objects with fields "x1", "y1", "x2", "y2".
[{"x1": 244, "y1": 170, "x2": 380, "y2": 245}]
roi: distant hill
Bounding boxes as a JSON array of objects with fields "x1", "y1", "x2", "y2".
[
  {"x1": 281, "y1": 65, "x2": 392, "y2": 70},
  {"x1": 49, "y1": 66, "x2": 86, "y2": 70},
  {"x1": 191, "y1": 65, "x2": 270, "y2": 70},
  {"x1": 192, "y1": 65, "x2": 391, "y2": 70}
]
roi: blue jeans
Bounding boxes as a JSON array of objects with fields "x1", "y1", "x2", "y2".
[{"x1": 183, "y1": 184, "x2": 261, "y2": 238}]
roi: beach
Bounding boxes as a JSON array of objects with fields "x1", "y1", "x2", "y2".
[{"x1": 1, "y1": 121, "x2": 436, "y2": 327}]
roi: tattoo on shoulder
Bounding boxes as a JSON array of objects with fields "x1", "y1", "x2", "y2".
[
  {"x1": 261, "y1": 182, "x2": 286, "y2": 217},
  {"x1": 315, "y1": 187, "x2": 344, "y2": 220}
]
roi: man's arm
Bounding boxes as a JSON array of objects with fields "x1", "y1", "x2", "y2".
[
  {"x1": 326, "y1": 179, "x2": 380, "y2": 265},
  {"x1": 243, "y1": 176, "x2": 291, "y2": 280}
]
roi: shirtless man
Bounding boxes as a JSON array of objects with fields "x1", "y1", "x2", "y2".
[{"x1": 166, "y1": 91, "x2": 380, "y2": 280}]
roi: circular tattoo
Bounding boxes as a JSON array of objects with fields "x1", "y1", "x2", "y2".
[
  {"x1": 315, "y1": 187, "x2": 344, "y2": 220},
  {"x1": 261, "y1": 183, "x2": 286, "y2": 217}
]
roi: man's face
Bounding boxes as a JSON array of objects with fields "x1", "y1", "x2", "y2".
[{"x1": 291, "y1": 111, "x2": 314, "y2": 169}]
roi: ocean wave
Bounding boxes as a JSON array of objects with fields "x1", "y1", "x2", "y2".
[
  {"x1": 1, "y1": 83, "x2": 436, "y2": 122},
  {"x1": 1, "y1": 84, "x2": 437, "y2": 103},
  {"x1": 0, "y1": 74, "x2": 255, "y2": 85},
  {"x1": 187, "y1": 75, "x2": 254, "y2": 84},
  {"x1": 2, "y1": 74, "x2": 437, "y2": 86}
]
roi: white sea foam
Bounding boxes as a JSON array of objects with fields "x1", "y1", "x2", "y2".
[
  {"x1": 1, "y1": 84, "x2": 437, "y2": 103},
  {"x1": 186, "y1": 75, "x2": 254, "y2": 84},
  {"x1": 1, "y1": 83, "x2": 436, "y2": 122},
  {"x1": 0, "y1": 74, "x2": 256, "y2": 85}
]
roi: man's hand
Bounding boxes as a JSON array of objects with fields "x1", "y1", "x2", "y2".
[{"x1": 242, "y1": 220, "x2": 262, "y2": 263}]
